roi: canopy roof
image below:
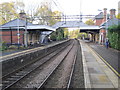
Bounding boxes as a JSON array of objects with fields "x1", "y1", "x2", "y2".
[
  {"x1": 0, "y1": 18, "x2": 55, "y2": 31},
  {"x1": 1, "y1": 18, "x2": 33, "y2": 28},
  {"x1": 52, "y1": 21, "x2": 88, "y2": 29},
  {"x1": 80, "y1": 25, "x2": 100, "y2": 33},
  {"x1": 100, "y1": 18, "x2": 120, "y2": 29},
  {"x1": 27, "y1": 25, "x2": 55, "y2": 31},
  {"x1": 52, "y1": 21, "x2": 100, "y2": 33}
]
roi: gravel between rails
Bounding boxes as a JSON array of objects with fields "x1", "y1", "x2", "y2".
[
  {"x1": 70, "y1": 40, "x2": 85, "y2": 88},
  {"x1": 11, "y1": 40, "x2": 74, "y2": 89},
  {"x1": 44, "y1": 40, "x2": 79, "y2": 88},
  {"x1": 3, "y1": 41, "x2": 70, "y2": 89}
]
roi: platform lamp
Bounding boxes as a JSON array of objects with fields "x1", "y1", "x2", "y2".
[
  {"x1": 17, "y1": 18, "x2": 20, "y2": 49},
  {"x1": 24, "y1": 17, "x2": 28, "y2": 48}
]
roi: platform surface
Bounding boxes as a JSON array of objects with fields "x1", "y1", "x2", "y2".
[{"x1": 80, "y1": 40, "x2": 119, "y2": 89}]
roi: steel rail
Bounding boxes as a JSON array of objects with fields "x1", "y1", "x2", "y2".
[
  {"x1": 67, "y1": 42, "x2": 78, "y2": 89},
  {"x1": 36, "y1": 41, "x2": 75, "y2": 90},
  {"x1": 2, "y1": 41, "x2": 72, "y2": 90},
  {"x1": 1, "y1": 40, "x2": 71, "y2": 80}
]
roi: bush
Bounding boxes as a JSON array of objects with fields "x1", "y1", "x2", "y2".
[
  {"x1": 0, "y1": 41, "x2": 8, "y2": 51},
  {"x1": 50, "y1": 32, "x2": 57, "y2": 41},
  {"x1": 50, "y1": 28, "x2": 64, "y2": 41},
  {"x1": 8, "y1": 45, "x2": 18, "y2": 49},
  {"x1": 19, "y1": 45, "x2": 27, "y2": 49},
  {"x1": 108, "y1": 25, "x2": 120, "y2": 50}
]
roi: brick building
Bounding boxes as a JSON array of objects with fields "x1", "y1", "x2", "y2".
[
  {"x1": 0, "y1": 18, "x2": 33, "y2": 45},
  {"x1": 0, "y1": 12, "x2": 55, "y2": 46},
  {"x1": 94, "y1": 8, "x2": 119, "y2": 44}
]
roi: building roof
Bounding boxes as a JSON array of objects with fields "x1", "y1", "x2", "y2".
[
  {"x1": 27, "y1": 25, "x2": 55, "y2": 31},
  {"x1": 80, "y1": 25, "x2": 100, "y2": 33},
  {"x1": 80, "y1": 25, "x2": 100, "y2": 30},
  {"x1": 52, "y1": 21, "x2": 100, "y2": 33},
  {"x1": 1, "y1": 18, "x2": 33, "y2": 28},
  {"x1": 100, "y1": 18, "x2": 120, "y2": 29},
  {"x1": 94, "y1": 12, "x2": 110, "y2": 19},
  {"x1": 52, "y1": 21, "x2": 88, "y2": 29},
  {"x1": 95, "y1": 12, "x2": 104, "y2": 19},
  {"x1": 0, "y1": 18, "x2": 55, "y2": 31}
]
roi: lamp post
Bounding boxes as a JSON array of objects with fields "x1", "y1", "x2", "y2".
[
  {"x1": 24, "y1": 18, "x2": 28, "y2": 48},
  {"x1": 17, "y1": 18, "x2": 20, "y2": 49}
]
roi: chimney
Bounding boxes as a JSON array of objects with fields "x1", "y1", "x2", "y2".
[
  {"x1": 103, "y1": 8, "x2": 107, "y2": 22},
  {"x1": 110, "y1": 9, "x2": 116, "y2": 19},
  {"x1": 19, "y1": 11, "x2": 26, "y2": 20}
]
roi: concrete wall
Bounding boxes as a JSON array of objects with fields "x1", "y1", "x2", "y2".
[{"x1": 2, "y1": 40, "x2": 71, "y2": 76}]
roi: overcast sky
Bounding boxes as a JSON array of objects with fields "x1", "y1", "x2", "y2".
[
  {"x1": 0, "y1": 0, "x2": 119, "y2": 15},
  {"x1": 57, "y1": 0, "x2": 119, "y2": 15}
]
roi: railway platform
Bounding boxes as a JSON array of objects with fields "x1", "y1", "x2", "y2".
[
  {"x1": 0, "y1": 40, "x2": 69, "y2": 61},
  {"x1": 80, "y1": 40, "x2": 119, "y2": 89},
  {"x1": 1, "y1": 40, "x2": 64, "y2": 57}
]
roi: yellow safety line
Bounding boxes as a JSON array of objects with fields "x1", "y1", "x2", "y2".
[{"x1": 88, "y1": 45, "x2": 120, "y2": 77}]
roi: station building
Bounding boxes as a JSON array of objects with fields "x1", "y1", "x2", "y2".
[
  {"x1": 0, "y1": 12, "x2": 55, "y2": 46},
  {"x1": 94, "y1": 8, "x2": 120, "y2": 44}
]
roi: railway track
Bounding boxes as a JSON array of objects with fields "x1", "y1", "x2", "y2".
[
  {"x1": 2, "y1": 39, "x2": 84, "y2": 89},
  {"x1": 37, "y1": 43, "x2": 75, "y2": 89},
  {"x1": 37, "y1": 39, "x2": 78, "y2": 89},
  {"x1": 12, "y1": 40, "x2": 75, "y2": 89},
  {"x1": 2, "y1": 40, "x2": 72, "y2": 90}
]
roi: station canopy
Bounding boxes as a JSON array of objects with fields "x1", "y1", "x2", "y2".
[
  {"x1": 52, "y1": 21, "x2": 100, "y2": 33},
  {"x1": 27, "y1": 25, "x2": 55, "y2": 31},
  {"x1": 52, "y1": 21, "x2": 88, "y2": 29},
  {"x1": 80, "y1": 25, "x2": 100, "y2": 33},
  {"x1": 0, "y1": 18, "x2": 55, "y2": 31}
]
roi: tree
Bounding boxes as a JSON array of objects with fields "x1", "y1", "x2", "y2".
[
  {"x1": 34, "y1": 2, "x2": 61, "y2": 26},
  {"x1": 49, "y1": 10, "x2": 62, "y2": 25},
  {"x1": 0, "y1": 2, "x2": 17, "y2": 25},
  {"x1": 116, "y1": 13, "x2": 120, "y2": 19},
  {"x1": 34, "y1": 2, "x2": 52, "y2": 25},
  {"x1": 69, "y1": 29, "x2": 80, "y2": 39},
  {"x1": 0, "y1": 1, "x2": 25, "y2": 25},
  {"x1": 117, "y1": 3, "x2": 120, "y2": 19},
  {"x1": 63, "y1": 28, "x2": 69, "y2": 39},
  {"x1": 50, "y1": 28, "x2": 64, "y2": 41},
  {"x1": 85, "y1": 19, "x2": 94, "y2": 25},
  {"x1": 14, "y1": 1, "x2": 25, "y2": 12}
]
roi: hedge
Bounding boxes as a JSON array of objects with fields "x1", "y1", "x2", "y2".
[{"x1": 108, "y1": 25, "x2": 120, "y2": 50}]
